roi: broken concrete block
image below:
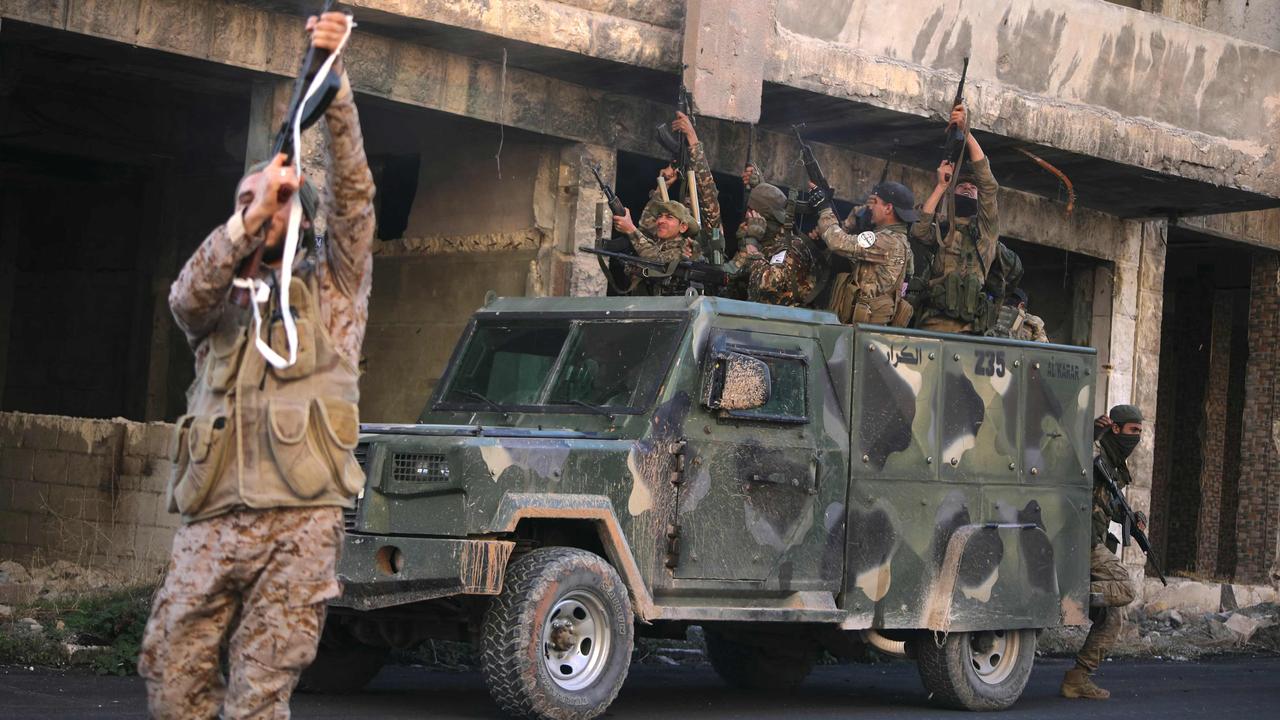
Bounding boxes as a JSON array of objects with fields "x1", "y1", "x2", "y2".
[
  {"x1": 15, "y1": 617, "x2": 43, "y2": 636},
  {"x1": 1169, "y1": 609, "x2": 1184, "y2": 628},
  {"x1": 1223, "y1": 613, "x2": 1262, "y2": 644},
  {"x1": 0, "y1": 604, "x2": 12, "y2": 620}
]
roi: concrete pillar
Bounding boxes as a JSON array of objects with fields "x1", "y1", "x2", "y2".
[
  {"x1": 530, "y1": 143, "x2": 610, "y2": 298},
  {"x1": 1103, "y1": 220, "x2": 1167, "y2": 583},
  {"x1": 1195, "y1": 291, "x2": 1234, "y2": 575},
  {"x1": 681, "y1": 0, "x2": 772, "y2": 123},
  {"x1": 1236, "y1": 250, "x2": 1280, "y2": 583}
]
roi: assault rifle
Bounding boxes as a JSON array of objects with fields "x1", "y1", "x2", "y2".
[
  {"x1": 579, "y1": 246, "x2": 729, "y2": 294},
  {"x1": 586, "y1": 162, "x2": 626, "y2": 217},
  {"x1": 1095, "y1": 455, "x2": 1168, "y2": 586},
  {"x1": 941, "y1": 56, "x2": 970, "y2": 166},
  {"x1": 792, "y1": 124, "x2": 837, "y2": 220},
  {"x1": 233, "y1": 0, "x2": 342, "y2": 306}
]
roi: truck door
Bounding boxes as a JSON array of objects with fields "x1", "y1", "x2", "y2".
[{"x1": 672, "y1": 328, "x2": 843, "y2": 587}]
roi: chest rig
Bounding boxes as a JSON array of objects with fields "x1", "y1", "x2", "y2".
[
  {"x1": 926, "y1": 219, "x2": 991, "y2": 331},
  {"x1": 167, "y1": 260, "x2": 364, "y2": 523}
]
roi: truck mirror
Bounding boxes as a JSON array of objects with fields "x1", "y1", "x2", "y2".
[{"x1": 704, "y1": 352, "x2": 771, "y2": 411}]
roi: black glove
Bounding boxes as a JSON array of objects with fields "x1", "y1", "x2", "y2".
[{"x1": 807, "y1": 186, "x2": 833, "y2": 212}]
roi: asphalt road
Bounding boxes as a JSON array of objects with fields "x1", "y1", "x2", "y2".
[{"x1": 2, "y1": 656, "x2": 1277, "y2": 719}]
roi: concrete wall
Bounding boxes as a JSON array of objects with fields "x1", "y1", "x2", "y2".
[
  {"x1": 1147, "y1": 0, "x2": 1280, "y2": 51},
  {"x1": 0, "y1": 412, "x2": 176, "y2": 583}
]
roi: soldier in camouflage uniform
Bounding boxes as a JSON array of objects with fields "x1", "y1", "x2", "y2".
[
  {"x1": 811, "y1": 182, "x2": 914, "y2": 325},
  {"x1": 1062, "y1": 404, "x2": 1144, "y2": 700},
  {"x1": 725, "y1": 183, "x2": 817, "y2": 306},
  {"x1": 628, "y1": 111, "x2": 723, "y2": 262},
  {"x1": 909, "y1": 104, "x2": 1000, "y2": 334},
  {"x1": 991, "y1": 288, "x2": 1049, "y2": 342},
  {"x1": 613, "y1": 199, "x2": 701, "y2": 264},
  {"x1": 138, "y1": 12, "x2": 375, "y2": 719}
]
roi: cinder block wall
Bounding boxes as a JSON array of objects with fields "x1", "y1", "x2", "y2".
[{"x1": 0, "y1": 411, "x2": 177, "y2": 582}]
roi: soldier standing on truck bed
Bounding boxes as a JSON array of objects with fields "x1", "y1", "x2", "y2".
[
  {"x1": 137, "y1": 11, "x2": 376, "y2": 718},
  {"x1": 726, "y1": 182, "x2": 819, "y2": 306},
  {"x1": 909, "y1": 103, "x2": 1001, "y2": 334},
  {"x1": 1061, "y1": 404, "x2": 1145, "y2": 700},
  {"x1": 810, "y1": 181, "x2": 914, "y2": 326}
]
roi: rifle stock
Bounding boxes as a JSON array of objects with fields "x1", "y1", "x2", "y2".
[{"x1": 579, "y1": 246, "x2": 729, "y2": 292}]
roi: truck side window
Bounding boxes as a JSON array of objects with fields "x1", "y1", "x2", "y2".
[{"x1": 716, "y1": 351, "x2": 808, "y2": 424}]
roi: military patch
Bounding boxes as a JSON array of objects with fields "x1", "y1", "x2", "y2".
[
  {"x1": 770, "y1": 250, "x2": 787, "y2": 265},
  {"x1": 857, "y1": 231, "x2": 877, "y2": 248}
]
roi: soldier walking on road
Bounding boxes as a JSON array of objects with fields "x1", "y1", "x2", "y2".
[
  {"x1": 1062, "y1": 404, "x2": 1145, "y2": 700},
  {"x1": 137, "y1": 11, "x2": 376, "y2": 719}
]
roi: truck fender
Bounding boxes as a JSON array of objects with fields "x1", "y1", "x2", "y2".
[
  {"x1": 921, "y1": 523, "x2": 1059, "y2": 632},
  {"x1": 490, "y1": 493, "x2": 656, "y2": 621}
]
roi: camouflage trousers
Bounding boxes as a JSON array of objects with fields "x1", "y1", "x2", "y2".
[
  {"x1": 138, "y1": 506, "x2": 344, "y2": 719},
  {"x1": 1075, "y1": 544, "x2": 1137, "y2": 673}
]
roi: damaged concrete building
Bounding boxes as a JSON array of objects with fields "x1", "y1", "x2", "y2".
[{"x1": 0, "y1": 0, "x2": 1278, "y2": 592}]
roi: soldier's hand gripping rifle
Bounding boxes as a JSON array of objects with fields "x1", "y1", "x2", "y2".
[
  {"x1": 232, "y1": 0, "x2": 344, "y2": 307},
  {"x1": 655, "y1": 86, "x2": 700, "y2": 222},
  {"x1": 1095, "y1": 455, "x2": 1168, "y2": 586},
  {"x1": 579, "y1": 246, "x2": 730, "y2": 294}
]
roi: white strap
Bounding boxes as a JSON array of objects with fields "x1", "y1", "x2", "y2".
[{"x1": 237, "y1": 17, "x2": 355, "y2": 370}]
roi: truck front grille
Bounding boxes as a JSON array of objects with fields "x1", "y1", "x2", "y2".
[
  {"x1": 391, "y1": 452, "x2": 449, "y2": 483},
  {"x1": 344, "y1": 443, "x2": 371, "y2": 531}
]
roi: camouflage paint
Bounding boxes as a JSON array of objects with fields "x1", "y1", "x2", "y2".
[{"x1": 339, "y1": 297, "x2": 1092, "y2": 632}]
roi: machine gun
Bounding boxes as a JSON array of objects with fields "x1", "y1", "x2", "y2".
[
  {"x1": 233, "y1": 0, "x2": 342, "y2": 306},
  {"x1": 579, "y1": 246, "x2": 730, "y2": 295},
  {"x1": 586, "y1": 162, "x2": 626, "y2": 217},
  {"x1": 1095, "y1": 455, "x2": 1168, "y2": 586},
  {"x1": 941, "y1": 56, "x2": 970, "y2": 166}
]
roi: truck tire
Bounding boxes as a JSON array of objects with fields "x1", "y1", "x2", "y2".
[
  {"x1": 704, "y1": 628, "x2": 817, "y2": 692},
  {"x1": 297, "y1": 626, "x2": 388, "y2": 694},
  {"x1": 915, "y1": 628, "x2": 1036, "y2": 711},
  {"x1": 480, "y1": 547, "x2": 633, "y2": 720}
]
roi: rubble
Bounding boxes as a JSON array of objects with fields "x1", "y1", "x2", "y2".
[
  {"x1": 0, "y1": 560, "x2": 117, "y2": 602},
  {"x1": 1039, "y1": 601, "x2": 1280, "y2": 660}
]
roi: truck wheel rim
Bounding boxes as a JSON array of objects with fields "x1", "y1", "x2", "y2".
[
  {"x1": 969, "y1": 629, "x2": 1019, "y2": 685},
  {"x1": 541, "y1": 589, "x2": 612, "y2": 691}
]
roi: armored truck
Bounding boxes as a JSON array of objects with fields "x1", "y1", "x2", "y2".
[{"x1": 309, "y1": 296, "x2": 1096, "y2": 719}]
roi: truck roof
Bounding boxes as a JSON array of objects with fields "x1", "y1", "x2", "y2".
[{"x1": 479, "y1": 295, "x2": 845, "y2": 326}]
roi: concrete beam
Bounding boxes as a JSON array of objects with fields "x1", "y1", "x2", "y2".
[
  {"x1": 1176, "y1": 209, "x2": 1280, "y2": 252},
  {"x1": 328, "y1": 0, "x2": 681, "y2": 73},
  {"x1": 771, "y1": 0, "x2": 1280, "y2": 200}
]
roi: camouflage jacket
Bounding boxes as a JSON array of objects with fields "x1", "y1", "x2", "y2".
[
  {"x1": 738, "y1": 221, "x2": 816, "y2": 306},
  {"x1": 170, "y1": 72, "x2": 376, "y2": 370},
  {"x1": 627, "y1": 228, "x2": 704, "y2": 264},
  {"x1": 817, "y1": 210, "x2": 912, "y2": 302},
  {"x1": 1015, "y1": 312, "x2": 1048, "y2": 342},
  {"x1": 908, "y1": 156, "x2": 999, "y2": 282},
  {"x1": 638, "y1": 141, "x2": 721, "y2": 257}
]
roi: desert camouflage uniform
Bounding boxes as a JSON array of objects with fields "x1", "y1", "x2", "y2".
[
  {"x1": 1016, "y1": 311, "x2": 1048, "y2": 342},
  {"x1": 139, "y1": 71, "x2": 375, "y2": 719},
  {"x1": 908, "y1": 156, "x2": 999, "y2": 333},
  {"x1": 992, "y1": 305, "x2": 1049, "y2": 343},
  {"x1": 817, "y1": 209, "x2": 912, "y2": 325}
]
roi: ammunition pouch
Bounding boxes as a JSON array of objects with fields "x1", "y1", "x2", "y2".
[
  {"x1": 928, "y1": 272, "x2": 991, "y2": 331},
  {"x1": 890, "y1": 298, "x2": 914, "y2": 328}
]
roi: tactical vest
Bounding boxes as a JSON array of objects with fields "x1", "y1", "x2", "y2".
[
  {"x1": 166, "y1": 261, "x2": 364, "y2": 523},
  {"x1": 926, "y1": 220, "x2": 991, "y2": 331}
]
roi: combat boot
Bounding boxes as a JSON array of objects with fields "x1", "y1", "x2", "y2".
[{"x1": 1060, "y1": 667, "x2": 1110, "y2": 699}]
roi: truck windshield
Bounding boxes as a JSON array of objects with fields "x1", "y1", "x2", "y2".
[{"x1": 438, "y1": 318, "x2": 685, "y2": 413}]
